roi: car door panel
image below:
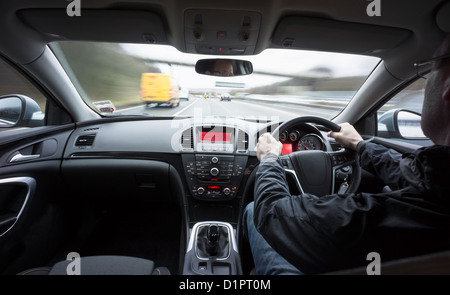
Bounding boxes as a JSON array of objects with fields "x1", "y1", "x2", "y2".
[
  {"x1": 0, "y1": 176, "x2": 35, "y2": 238},
  {"x1": 0, "y1": 126, "x2": 73, "y2": 274}
]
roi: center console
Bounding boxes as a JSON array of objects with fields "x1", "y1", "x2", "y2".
[
  {"x1": 182, "y1": 221, "x2": 242, "y2": 275},
  {"x1": 181, "y1": 125, "x2": 248, "y2": 201},
  {"x1": 180, "y1": 125, "x2": 249, "y2": 275},
  {"x1": 182, "y1": 154, "x2": 247, "y2": 200}
]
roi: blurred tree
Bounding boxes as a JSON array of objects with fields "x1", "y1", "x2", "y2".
[{"x1": 56, "y1": 42, "x2": 161, "y2": 107}]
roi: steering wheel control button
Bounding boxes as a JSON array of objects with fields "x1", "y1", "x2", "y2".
[
  {"x1": 332, "y1": 154, "x2": 349, "y2": 166},
  {"x1": 341, "y1": 165, "x2": 351, "y2": 173}
]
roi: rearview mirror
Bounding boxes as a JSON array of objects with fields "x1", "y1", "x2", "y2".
[{"x1": 195, "y1": 59, "x2": 253, "y2": 77}]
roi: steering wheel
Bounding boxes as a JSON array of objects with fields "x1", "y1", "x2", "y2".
[{"x1": 272, "y1": 116, "x2": 361, "y2": 196}]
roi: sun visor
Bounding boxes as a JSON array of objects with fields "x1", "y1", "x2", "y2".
[
  {"x1": 18, "y1": 9, "x2": 167, "y2": 44},
  {"x1": 272, "y1": 16, "x2": 411, "y2": 56},
  {"x1": 436, "y1": 1, "x2": 450, "y2": 32}
]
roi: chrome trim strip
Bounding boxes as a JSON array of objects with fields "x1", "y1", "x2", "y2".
[
  {"x1": 0, "y1": 177, "x2": 36, "y2": 238},
  {"x1": 284, "y1": 169, "x2": 305, "y2": 194}
]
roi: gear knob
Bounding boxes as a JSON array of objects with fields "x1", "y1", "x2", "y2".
[{"x1": 207, "y1": 225, "x2": 220, "y2": 244}]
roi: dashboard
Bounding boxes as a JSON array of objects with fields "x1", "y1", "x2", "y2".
[{"x1": 62, "y1": 117, "x2": 336, "y2": 202}]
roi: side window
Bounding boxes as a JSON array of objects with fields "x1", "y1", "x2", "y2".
[
  {"x1": 0, "y1": 57, "x2": 46, "y2": 129},
  {"x1": 377, "y1": 76, "x2": 431, "y2": 146}
]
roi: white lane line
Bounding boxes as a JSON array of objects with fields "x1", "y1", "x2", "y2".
[
  {"x1": 173, "y1": 98, "x2": 201, "y2": 116},
  {"x1": 231, "y1": 98, "x2": 334, "y2": 118},
  {"x1": 229, "y1": 99, "x2": 303, "y2": 117}
]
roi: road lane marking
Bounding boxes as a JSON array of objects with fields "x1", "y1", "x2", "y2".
[{"x1": 173, "y1": 98, "x2": 201, "y2": 116}]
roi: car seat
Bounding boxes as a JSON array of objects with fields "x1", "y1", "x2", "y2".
[{"x1": 16, "y1": 255, "x2": 171, "y2": 275}]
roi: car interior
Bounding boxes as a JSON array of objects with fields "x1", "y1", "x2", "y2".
[{"x1": 0, "y1": 0, "x2": 450, "y2": 276}]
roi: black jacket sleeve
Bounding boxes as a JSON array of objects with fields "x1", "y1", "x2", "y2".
[
  {"x1": 358, "y1": 141, "x2": 405, "y2": 190},
  {"x1": 253, "y1": 148, "x2": 385, "y2": 273},
  {"x1": 253, "y1": 144, "x2": 450, "y2": 274}
]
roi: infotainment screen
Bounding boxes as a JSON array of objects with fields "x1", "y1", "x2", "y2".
[
  {"x1": 196, "y1": 126, "x2": 235, "y2": 152},
  {"x1": 201, "y1": 131, "x2": 231, "y2": 143}
]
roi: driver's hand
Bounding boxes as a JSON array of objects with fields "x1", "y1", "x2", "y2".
[
  {"x1": 255, "y1": 133, "x2": 283, "y2": 161},
  {"x1": 327, "y1": 122, "x2": 363, "y2": 151}
]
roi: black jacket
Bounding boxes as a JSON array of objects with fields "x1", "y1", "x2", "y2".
[{"x1": 253, "y1": 142, "x2": 450, "y2": 274}]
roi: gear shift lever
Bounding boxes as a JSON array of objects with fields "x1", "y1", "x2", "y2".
[
  {"x1": 206, "y1": 225, "x2": 220, "y2": 256},
  {"x1": 208, "y1": 225, "x2": 220, "y2": 243}
]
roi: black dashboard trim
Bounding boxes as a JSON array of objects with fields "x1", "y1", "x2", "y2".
[{"x1": 74, "y1": 116, "x2": 190, "y2": 128}]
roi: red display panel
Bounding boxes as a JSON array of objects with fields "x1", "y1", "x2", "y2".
[
  {"x1": 281, "y1": 143, "x2": 293, "y2": 155},
  {"x1": 201, "y1": 131, "x2": 231, "y2": 142},
  {"x1": 207, "y1": 185, "x2": 221, "y2": 190}
]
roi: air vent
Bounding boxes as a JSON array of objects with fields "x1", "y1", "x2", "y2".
[
  {"x1": 181, "y1": 128, "x2": 194, "y2": 150},
  {"x1": 75, "y1": 134, "x2": 96, "y2": 147},
  {"x1": 236, "y1": 130, "x2": 249, "y2": 152}
]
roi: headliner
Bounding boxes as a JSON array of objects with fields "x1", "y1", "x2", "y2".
[{"x1": 0, "y1": 0, "x2": 449, "y2": 80}]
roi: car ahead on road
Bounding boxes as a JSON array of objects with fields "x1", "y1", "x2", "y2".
[
  {"x1": 220, "y1": 93, "x2": 231, "y2": 101},
  {"x1": 0, "y1": 0, "x2": 448, "y2": 279},
  {"x1": 140, "y1": 73, "x2": 180, "y2": 107}
]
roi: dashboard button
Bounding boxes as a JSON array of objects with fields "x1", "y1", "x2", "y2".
[
  {"x1": 210, "y1": 167, "x2": 220, "y2": 176},
  {"x1": 197, "y1": 187, "x2": 205, "y2": 195}
]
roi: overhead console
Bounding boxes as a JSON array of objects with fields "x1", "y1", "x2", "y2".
[{"x1": 184, "y1": 9, "x2": 261, "y2": 55}]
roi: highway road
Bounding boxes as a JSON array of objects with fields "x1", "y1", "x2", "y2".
[{"x1": 115, "y1": 96, "x2": 340, "y2": 122}]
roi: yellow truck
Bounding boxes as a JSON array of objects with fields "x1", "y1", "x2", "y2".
[{"x1": 140, "y1": 73, "x2": 180, "y2": 107}]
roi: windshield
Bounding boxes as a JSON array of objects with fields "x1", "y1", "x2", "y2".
[{"x1": 50, "y1": 41, "x2": 380, "y2": 121}]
